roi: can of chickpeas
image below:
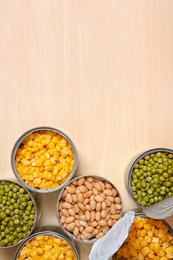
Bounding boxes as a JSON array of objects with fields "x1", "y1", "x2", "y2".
[
  {"x1": 56, "y1": 174, "x2": 123, "y2": 244},
  {"x1": 13, "y1": 227, "x2": 80, "y2": 260},
  {"x1": 89, "y1": 209, "x2": 173, "y2": 260}
]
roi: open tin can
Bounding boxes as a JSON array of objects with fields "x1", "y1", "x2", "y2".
[
  {"x1": 13, "y1": 226, "x2": 80, "y2": 260},
  {"x1": 11, "y1": 126, "x2": 78, "y2": 194},
  {"x1": 89, "y1": 209, "x2": 173, "y2": 260},
  {"x1": 126, "y1": 148, "x2": 173, "y2": 219},
  {"x1": 56, "y1": 174, "x2": 123, "y2": 244},
  {"x1": 0, "y1": 179, "x2": 41, "y2": 249}
]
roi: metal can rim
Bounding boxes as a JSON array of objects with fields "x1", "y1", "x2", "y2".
[
  {"x1": 13, "y1": 230, "x2": 80, "y2": 260},
  {"x1": 0, "y1": 178, "x2": 39, "y2": 249},
  {"x1": 127, "y1": 147, "x2": 173, "y2": 209},
  {"x1": 11, "y1": 126, "x2": 78, "y2": 194},
  {"x1": 56, "y1": 173, "x2": 123, "y2": 244}
]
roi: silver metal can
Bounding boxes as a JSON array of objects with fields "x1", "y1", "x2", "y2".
[
  {"x1": 13, "y1": 228, "x2": 80, "y2": 260},
  {"x1": 56, "y1": 174, "x2": 123, "y2": 244},
  {"x1": 126, "y1": 148, "x2": 173, "y2": 219},
  {"x1": 0, "y1": 179, "x2": 41, "y2": 249},
  {"x1": 11, "y1": 126, "x2": 78, "y2": 194},
  {"x1": 113, "y1": 209, "x2": 173, "y2": 259}
]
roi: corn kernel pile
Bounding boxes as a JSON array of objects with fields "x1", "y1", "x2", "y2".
[
  {"x1": 15, "y1": 130, "x2": 75, "y2": 190},
  {"x1": 17, "y1": 235, "x2": 77, "y2": 260},
  {"x1": 114, "y1": 217, "x2": 173, "y2": 260}
]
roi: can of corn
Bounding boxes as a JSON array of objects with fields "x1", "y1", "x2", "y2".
[
  {"x1": 89, "y1": 209, "x2": 173, "y2": 260},
  {"x1": 13, "y1": 226, "x2": 80, "y2": 260},
  {"x1": 11, "y1": 126, "x2": 78, "y2": 194},
  {"x1": 112, "y1": 209, "x2": 173, "y2": 259}
]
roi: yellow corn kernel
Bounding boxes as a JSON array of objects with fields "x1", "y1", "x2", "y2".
[
  {"x1": 144, "y1": 235, "x2": 151, "y2": 243},
  {"x1": 47, "y1": 142, "x2": 55, "y2": 149},
  {"x1": 17, "y1": 166, "x2": 24, "y2": 173},
  {"x1": 33, "y1": 178, "x2": 42, "y2": 186},
  {"x1": 141, "y1": 246, "x2": 150, "y2": 256},
  {"x1": 38, "y1": 143, "x2": 44, "y2": 150},
  {"x1": 160, "y1": 257, "x2": 169, "y2": 260},
  {"x1": 45, "y1": 165, "x2": 54, "y2": 172},
  {"x1": 38, "y1": 166, "x2": 44, "y2": 172},
  {"x1": 158, "y1": 228, "x2": 166, "y2": 239},
  {"x1": 138, "y1": 253, "x2": 144, "y2": 260},
  {"x1": 157, "y1": 247, "x2": 166, "y2": 257},
  {"x1": 140, "y1": 240, "x2": 147, "y2": 247},
  {"x1": 136, "y1": 221, "x2": 144, "y2": 229},
  {"x1": 166, "y1": 245, "x2": 173, "y2": 254},
  {"x1": 37, "y1": 247, "x2": 44, "y2": 255},
  {"x1": 36, "y1": 160, "x2": 42, "y2": 167},
  {"x1": 25, "y1": 151, "x2": 32, "y2": 159},
  {"x1": 29, "y1": 248, "x2": 37, "y2": 257},
  {"x1": 140, "y1": 229, "x2": 147, "y2": 237},
  {"x1": 133, "y1": 241, "x2": 141, "y2": 250},
  {"x1": 148, "y1": 251, "x2": 155, "y2": 258},
  {"x1": 43, "y1": 159, "x2": 51, "y2": 166},
  {"x1": 144, "y1": 223, "x2": 151, "y2": 231}
]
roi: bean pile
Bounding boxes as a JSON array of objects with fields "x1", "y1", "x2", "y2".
[
  {"x1": 130, "y1": 151, "x2": 173, "y2": 207},
  {"x1": 17, "y1": 234, "x2": 77, "y2": 260},
  {"x1": 0, "y1": 180, "x2": 35, "y2": 247},
  {"x1": 15, "y1": 130, "x2": 75, "y2": 190},
  {"x1": 57, "y1": 176, "x2": 122, "y2": 241},
  {"x1": 114, "y1": 217, "x2": 173, "y2": 260}
]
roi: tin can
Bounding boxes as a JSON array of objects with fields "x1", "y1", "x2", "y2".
[
  {"x1": 0, "y1": 179, "x2": 41, "y2": 248},
  {"x1": 56, "y1": 174, "x2": 123, "y2": 244},
  {"x1": 13, "y1": 227, "x2": 80, "y2": 260},
  {"x1": 126, "y1": 148, "x2": 173, "y2": 219},
  {"x1": 89, "y1": 209, "x2": 173, "y2": 260},
  {"x1": 112, "y1": 209, "x2": 173, "y2": 259},
  {"x1": 11, "y1": 126, "x2": 78, "y2": 194}
]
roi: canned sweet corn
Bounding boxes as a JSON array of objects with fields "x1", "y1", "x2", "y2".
[
  {"x1": 113, "y1": 211, "x2": 173, "y2": 260},
  {"x1": 11, "y1": 127, "x2": 78, "y2": 193},
  {"x1": 13, "y1": 230, "x2": 80, "y2": 260}
]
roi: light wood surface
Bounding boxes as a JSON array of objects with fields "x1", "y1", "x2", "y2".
[{"x1": 0, "y1": 0, "x2": 173, "y2": 259}]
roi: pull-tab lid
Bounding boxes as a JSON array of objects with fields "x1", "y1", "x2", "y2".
[
  {"x1": 143, "y1": 196, "x2": 173, "y2": 219},
  {"x1": 89, "y1": 211, "x2": 135, "y2": 260}
]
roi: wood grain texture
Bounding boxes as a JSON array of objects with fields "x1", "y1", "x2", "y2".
[{"x1": 0, "y1": 0, "x2": 173, "y2": 259}]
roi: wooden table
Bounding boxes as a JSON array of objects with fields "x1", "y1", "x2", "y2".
[{"x1": 0, "y1": 1, "x2": 173, "y2": 259}]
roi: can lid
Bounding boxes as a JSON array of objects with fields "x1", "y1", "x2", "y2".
[
  {"x1": 143, "y1": 196, "x2": 173, "y2": 219},
  {"x1": 89, "y1": 211, "x2": 135, "y2": 260}
]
